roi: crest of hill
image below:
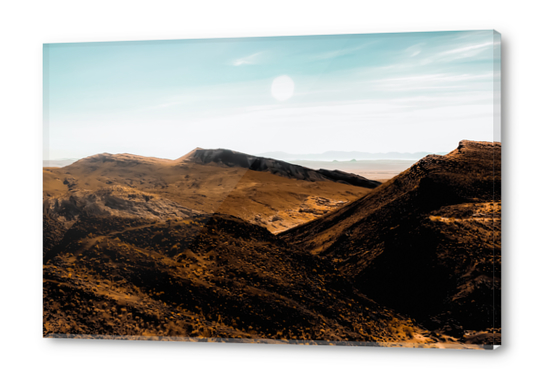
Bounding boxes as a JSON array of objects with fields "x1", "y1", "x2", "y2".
[
  {"x1": 62, "y1": 149, "x2": 379, "y2": 189},
  {"x1": 69, "y1": 152, "x2": 173, "y2": 168},
  {"x1": 282, "y1": 140, "x2": 501, "y2": 252},
  {"x1": 280, "y1": 140, "x2": 501, "y2": 336},
  {"x1": 182, "y1": 148, "x2": 381, "y2": 189},
  {"x1": 44, "y1": 148, "x2": 378, "y2": 233}
]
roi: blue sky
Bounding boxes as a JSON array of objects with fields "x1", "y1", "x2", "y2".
[{"x1": 44, "y1": 30, "x2": 500, "y2": 160}]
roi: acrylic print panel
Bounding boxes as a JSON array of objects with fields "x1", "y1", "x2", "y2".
[{"x1": 43, "y1": 30, "x2": 501, "y2": 349}]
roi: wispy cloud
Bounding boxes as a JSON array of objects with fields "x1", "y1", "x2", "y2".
[
  {"x1": 311, "y1": 43, "x2": 371, "y2": 61},
  {"x1": 367, "y1": 72, "x2": 493, "y2": 92},
  {"x1": 232, "y1": 52, "x2": 263, "y2": 66},
  {"x1": 404, "y1": 43, "x2": 425, "y2": 58},
  {"x1": 443, "y1": 41, "x2": 494, "y2": 55},
  {"x1": 421, "y1": 41, "x2": 494, "y2": 65},
  {"x1": 182, "y1": 91, "x2": 495, "y2": 155},
  {"x1": 148, "y1": 101, "x2": 183, "y2": 110}
]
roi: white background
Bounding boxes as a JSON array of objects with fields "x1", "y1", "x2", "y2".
[{"x1": 0, "y1": 1, "x2": 539, "y2": 378}]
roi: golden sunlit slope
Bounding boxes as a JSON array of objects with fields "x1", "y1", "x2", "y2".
[
  {"x1": 281, "y1": 141, "x2": 501, "y2": 345},
  {"x1": 44, "y1": 149, "x2": 377, "y2": 233}
]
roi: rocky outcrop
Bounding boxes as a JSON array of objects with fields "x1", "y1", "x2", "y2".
[
  {"x1": 44, "y1": 186, "x2": 200, "y2": 223},
  {"x1": 316, "y1": 168, "x2": 381, "y2": 188},
  {"x1": 185, "y1": 148, "x2": 381, "y2": 189}
]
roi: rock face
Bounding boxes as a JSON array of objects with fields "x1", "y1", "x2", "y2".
[
  {"x1": 185, "y1": 148, "x2": 381, "y2": 189},
  {"x1": 43, "y1": 186, "x2": 200, "y2": 223},
  {"x1": 316, "y1": 168, "x2": 381, "y2": 187}
]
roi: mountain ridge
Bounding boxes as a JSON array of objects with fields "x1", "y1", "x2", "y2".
[
  {"x1": 281, "y1": 140, "x2": 501, "y2": 341},
  {"x1": 54, "y1": 148, "x2": 381, "y2": 189},
  {"x1": 184, "y1": 148, "x2": 381, "y2": 188},
  {"x1": 43, "y1": 140, "x2": 500, "y2": 347},
  {"x1": 43, "y1": 148, "x2": 377, "y2": 234}
]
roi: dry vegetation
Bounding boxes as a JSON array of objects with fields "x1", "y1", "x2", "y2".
[
  {"x1": 282, "y1": 141, "x2": 501, "y2": 346},
  {"x1": 43, "y1": 150, "x2": 374, "y2": 233},
  {"x1": 43, "y1": 141, "x2": 500, "y2": 349},
  {"x1": 44, "y1": 214, "x2": 454, "y2": 346}
]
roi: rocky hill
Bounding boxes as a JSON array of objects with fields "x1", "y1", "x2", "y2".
[
  {"x1": 44, "y1": 149, "x2": 377, "y2": 233},
  {"x1": 185, "y1": 148, "x2": 381, "y2": 188},
  {"x1": 43, "y1": 141, "x2": 500, "y2": 348},
  {"x1": 281, "y1": 141, "x2": 501, "y2": 344},
  {"x1": 44, "y1": 213, "x2": 451, "y2": 347}
]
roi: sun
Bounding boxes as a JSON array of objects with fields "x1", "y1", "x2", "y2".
[{"x1": 271, "y1": 75, "x2": 295, "y2": 101}]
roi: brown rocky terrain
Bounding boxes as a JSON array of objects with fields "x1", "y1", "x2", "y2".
[
  {"x1": 44, "y1": 213, "x2": 459, "y2": 347},
  {"x1": 44, "y1": 149, "x2": 377, "y2": 233},
  {"x1": 43, "y1": 141, "x2": 500, "y2": 349},
  {"x1": 282, "y1": 140, "x2": 501, "y2": 345}
]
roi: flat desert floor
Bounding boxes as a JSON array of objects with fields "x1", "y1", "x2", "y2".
[{"x1": 287, "y1": 160, "x2": 417, "y2": 180}]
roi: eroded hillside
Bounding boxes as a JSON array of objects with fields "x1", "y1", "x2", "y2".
[
  {"x1": 43, "y1": 141, "x2": 500, "y2": 348},
  {"x1": 44, "y1": 214, "x2": 454, "y2": 347},
  {"x1": 281, "y1": 141, "x2": 501, "y2": 344},
  {"x1": 44, "y1": 149, "x2": 377, "y2": 233}
]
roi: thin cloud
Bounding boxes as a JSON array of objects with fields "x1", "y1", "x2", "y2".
[
  {"x1": 404, "y1": 43, "x2": 425, "y2": 58},
  {"x1": 232, "y1": 52, "x2": 263, "y2": 66},
  {"x1": 439, "y1": 41, "x2": 494, "y2": 57},
  {"x1": 368, "y1": 72, "x2": 493, "y2": 92},
  {"x1": 148, "y1": 101, "x2": 183, "y2": 110},
  {"x1": 311, "y1": 43, "x2": 372, "y2": 61},
  {"x1": 421, "y1": 41, "x2": 494, "y2": 65}
]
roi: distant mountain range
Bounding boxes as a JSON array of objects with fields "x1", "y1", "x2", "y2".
[
  {"x1": 43, "y1": 151, "x2": 448, "y2": 168},
  {"x1": 43, "y1": 158, "x2": 78, "y2": 167},
  {"x1": 258, "y1": 151, "x2": 447, "y2": 161}
]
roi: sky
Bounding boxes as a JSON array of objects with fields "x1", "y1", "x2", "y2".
[{"x1": 43, "y1": 30, "x2": 501, "y2": 160}]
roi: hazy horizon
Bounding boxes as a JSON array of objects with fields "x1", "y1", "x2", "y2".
[
  {"x1": 44, "y1": 30, "x2": 501, "y2": 160},
  {"x1": 43, "y1": 146, "x2": 447, "y2": 162}
]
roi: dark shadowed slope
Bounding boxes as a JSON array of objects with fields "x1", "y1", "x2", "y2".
[
  {"x1": 281, "y1": 140, "x2": 501, "y2": 343},
  {"x1": 44, "y1": 213, "x2": 456, "y2": 347},
  {"x1": 185, "y1": 148, "x2": 381, "y2": 188}
]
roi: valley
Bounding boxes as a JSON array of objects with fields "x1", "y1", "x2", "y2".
[{"x1": 43, "y1": 141, "x2": 501, "y2": 349}]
